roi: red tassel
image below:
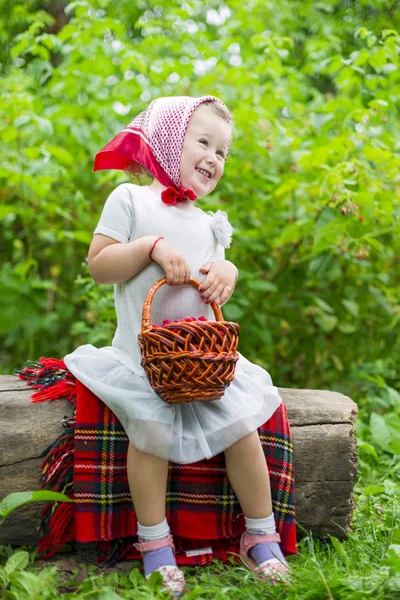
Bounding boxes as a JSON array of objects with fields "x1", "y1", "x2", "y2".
[
  {"x1": 36, "y1": 357, "x2": 69, "y2": 372},
  {"x1": 15, "y1": 357, "x2": 76, "y2": 404},
  {"x1": 17, "y1": 357, "x2": 68, "y2": 383},
  {"x1": 31, "y1": 380, "x2": 76, "y2": 403},
  {"x1": 37, "y1": 502, "x2": 75, "y2": 558},
  {"x1": 41, "y1": 440, "x2": 74, "y2": 486},
  {"x1": 15, "y1": 357, "x2": 77, "y2": 559}
]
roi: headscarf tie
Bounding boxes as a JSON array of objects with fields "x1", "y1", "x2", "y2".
[{"x1": 93, "y1": 95, "x2": 232, "y2": 206}]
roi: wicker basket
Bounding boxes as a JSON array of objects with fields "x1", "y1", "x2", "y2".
[{"x1": 138, "y1": 277, "x2": 239, "y2": 404}]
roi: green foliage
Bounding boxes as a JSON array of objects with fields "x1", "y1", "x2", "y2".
[
  {"x1": 0, "y1": 491, "x2": 73, "y2": 525},
  {"x1": 0, "y1": 1, "x2": 400, "y2": 460},
  {"x1": 1, "y1": 493, "x2": 400, "y2": 598}
]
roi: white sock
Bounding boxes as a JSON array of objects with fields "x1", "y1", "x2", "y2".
[
  {"x1": 245, "y1": 513, "x2": 276, "y2": 536},
  {"x1": 137, "y1": 518, "x2": 170, "y2": 542}
]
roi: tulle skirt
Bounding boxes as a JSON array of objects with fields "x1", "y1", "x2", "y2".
[{"x1": 63, "y1": 345, "x2": 282, "y2": 464}]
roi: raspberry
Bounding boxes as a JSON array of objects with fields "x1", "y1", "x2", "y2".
[{"x1": 157, "y1": 315, "x2": 209, "y2": 327}]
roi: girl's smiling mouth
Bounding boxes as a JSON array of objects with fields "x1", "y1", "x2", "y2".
[{"x1": 196, "y1": 167, "x2": 212, "y2": 179}]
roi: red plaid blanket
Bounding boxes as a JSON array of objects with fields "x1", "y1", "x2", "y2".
[{"x1": 16, "y1": 357, "x2": 297, "y2": 565}]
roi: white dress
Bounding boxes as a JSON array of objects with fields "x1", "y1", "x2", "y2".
[{"x1": 64, "y1": 183, "x2": 282, "y2": 464}]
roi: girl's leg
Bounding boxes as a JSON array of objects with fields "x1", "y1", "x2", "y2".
[
  {"x1": 127, "y1": 443, "x2": 176, "y2": 576},
  {"x1": 127, "y1": 442, "x2": 169, "y2": 525},
  {"x1": 224, "y1": 430, "x2": 287, "y2": 566},
  {"x1": 224, "y1": 429, "x2": 272, "y2": 517}
]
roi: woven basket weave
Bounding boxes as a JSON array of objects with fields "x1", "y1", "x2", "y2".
[{"x1": 138, "y1": 277, "x2": 239, "y2": 404}]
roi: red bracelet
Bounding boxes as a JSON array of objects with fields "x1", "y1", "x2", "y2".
[{"x1": 149, "y1": 236, "x2": 164, "y2": 260}]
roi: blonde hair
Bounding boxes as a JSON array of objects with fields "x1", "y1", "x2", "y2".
[
  {"x1": 126, "y1": 98, "x2": 235, "y2": 185},
  {"x1": 202, "y1": 100, "x2": 232, "y2": 127}
]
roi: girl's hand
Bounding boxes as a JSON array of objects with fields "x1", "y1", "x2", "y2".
[
  {"x1": 151, "y1": 239, "x2": 191, "y2": 285},
  {"x1": 198, "y1": 260, "x2": 238, "y2": 306}
]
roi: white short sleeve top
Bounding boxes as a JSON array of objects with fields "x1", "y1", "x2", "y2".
[{"x1": 93, "y1": 183, "x2": 233, "y2": 376}]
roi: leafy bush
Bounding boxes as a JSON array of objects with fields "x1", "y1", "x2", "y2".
[{"x1": 0, "y1": 0, "x2": 399, "y2": 406}]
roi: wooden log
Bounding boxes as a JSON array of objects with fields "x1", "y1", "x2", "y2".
[{"x1": 0, "y1": 375, "x2": 358, "y2": 545}]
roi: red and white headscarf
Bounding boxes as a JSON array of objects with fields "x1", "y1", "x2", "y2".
[{"x1": 93, "y1": 95, "x2": 232, "y2": 206}]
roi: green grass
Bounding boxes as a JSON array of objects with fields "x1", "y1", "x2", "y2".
[{"x1": 1, "y1": 478, "x2": 399, "y2": 600}]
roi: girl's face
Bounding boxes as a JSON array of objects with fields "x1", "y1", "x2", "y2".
[{"x1": 180, "y1": 105, "x2": 232, "y2": 198}]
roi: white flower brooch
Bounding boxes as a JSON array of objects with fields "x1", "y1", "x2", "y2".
[{"x1": 208, "y1": 209, "x2": 234, "y2": 248}]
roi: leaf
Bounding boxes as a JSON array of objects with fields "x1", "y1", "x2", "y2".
[
  {"x1": 387, "y1": 387, "x2": 400, "y2": 411},
  {"x1": 96, "y1": 592, "x2": 124, "y2": 600},
  {"x1": 0, "y1": 491, "x2": 73, "y2": 518},
  {"x1": 357, "y1": 440, "x2": 378, "y2": 460},
  {"x1": 309, "y1": 112, "x2": 334, "y2": 131},
  {"x1": 30, "y1": 281, "x2": 59, "y2": 294},
  {"x1": 33, "y1": 116, "x2": 54, "y2": 136},
  {"x1": 370, "y1": 413, "x2": 391, "y2": 453},
  {"x1": 0, "y1": 567, "x2": 8, "y2": 588},
  {"x1": 45, "y1": 146, "x2": 74, "y2": 166},
  {"x1": 369, "y1": 48, "x2": 387, "y2": 71},
  {"x1": 71, "y1": 230, "x2": 92, "y2": 244},
  {"x1": 70, "y1": 123, "x2": 91, "y2": 145},
  {"x1": 147, "y1": 569, "x2": 163, "y2": 590},
  {"x1": 328, "y1": 535, "x2": 347, "y2": 561},
  {"x1": 0, "y1": 205, "x2": 19, "y2": 219},
  {"x1": 364, "y1": 485, "x2": 386, "y2": 496},
  {"x1": 337, "y1": 322, "x2": 358, "y2": 334},
  {"x1": 223, "y1": 303, "x2": 244, "y2": 321},
  {"x1": 381, "y1": 29, "x2": 397, "y2": 39},
  {"x1": 274, "y1": 177, "x2": 297, "y2": 197},
  {"x1": 57, "y1": 23, "x2": 78, "y2": 42},
  {"x1": 355, "y1": 191, "x2": 374, "y2": 207},
  {"x1": 65, "y1": 1, "x2": 89, "y2": 16},
  {"x1": 4, "y1": 552, "x2": 30, "y2": 575},
  {"x1": 184, "y1": 586, "x2": 207, "y2": 599},
  {"x1": 363, "y1": 144, "x2": 392, "y2": 163},
  {"x1": 256, "y1": 328, "x2": 273, "y2": 345},
  {"x1": 314, "y1": 297, "x2": 335, "y2": 314},
  {"x1": 247, "y1": 279, "x2": 278, "y2": 292},
  {"x1": 8, "y1": 570, "x2": 44, "y2": 596},
  {"x1": 385, "y1": 414, "x2": 400, "y2": 454},
  {"x1": 312, "y1": 223, "x2": 342, "y2": 253},
  {"x1": 10, "y1": 37, "x2": 31, "y2": 60},
  {"x1": 129, "y1": 568, "x2": 145, "y2": 585},
  {"x1": 384, "y1": 312, "x2": 400, "y2": 332},
  {"x1": 365, "y1": 238, "x2": 384, "y2": 253},
  {"x1": 273, "y1": 221, "x2": 313, "y2": 246},
  {"x1": 331, "y1": 354, "x2": 344, "y2": 371},
  {"x1": 341, "y1": 299, "x2": 359, "y2": 318},
  {"x1": 97, "y1": 589, "x2": 125, "y2": 600},
  {"x1": 316, "y1": 314, "x2": 338, "y2": 333},
  {"x1": 383, "y1": 545, "x2": 400, "y2": 573},
  {"x1": 260, "y1": 173, "x2": 281, "y2": 184},
  {"x1": 14, "y1": 115, "x2": 31, "y2": 128}
]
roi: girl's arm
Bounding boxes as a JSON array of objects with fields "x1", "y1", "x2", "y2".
[
  {"x1": 88, "y1": 234, "x2": 159, "y2": 284},
  {"x1": 88, "y1": 234, "x2": 191, "y2": 286}
]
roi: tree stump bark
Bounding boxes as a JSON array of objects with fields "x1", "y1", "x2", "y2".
[{"x1": 0, "y1": 375, "x2": 358, "y2": 545}]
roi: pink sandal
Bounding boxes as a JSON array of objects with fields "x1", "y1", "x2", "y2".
[
  {"x1": 133, "y1": 534, "x2": 186, "y2": 597},
  {"x1": 239, "y1": 531, "x2": 291, "y2": 585}
]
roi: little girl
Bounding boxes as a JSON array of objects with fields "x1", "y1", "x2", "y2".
[{"x1": 64, "y1": 95, "x2": 292, "y2": 596}]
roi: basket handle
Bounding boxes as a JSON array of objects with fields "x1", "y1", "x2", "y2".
[{"x1": 141, "y1": 277, "x2": 224, "y2": 330}]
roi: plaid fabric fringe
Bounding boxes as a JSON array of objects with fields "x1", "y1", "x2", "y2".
[
  {"x1": 15, "y1": 358, "x2": 77, "y2": 555},
  {"x1": 15, "y1": 358, "x2": 297, "y2": 565}
]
